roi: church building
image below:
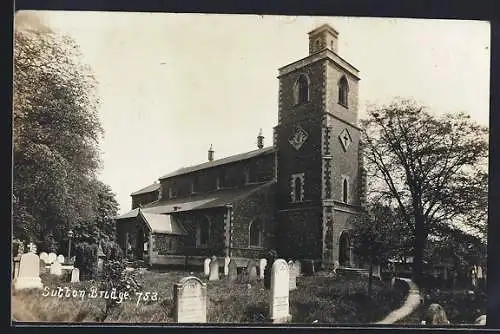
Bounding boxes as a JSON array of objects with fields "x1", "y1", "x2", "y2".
[{"x1": 114, "y1": 24, "x2": 367, "y2": 269}]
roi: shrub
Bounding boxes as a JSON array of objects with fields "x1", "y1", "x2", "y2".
[
  {"x1": 97, "y1": 260, "x2": 142, "y2": 322},
  {"x1": 101, "y1": 240, "x2": 124, "y2": 261},
  {"x1": 12, "y1": 239, "x2": 24, "y2": 257},
  {"x1": 263, "y1": 249, "x2": 277, "y2": 289},
  {"x1": 74, "y1": 242, "x2": 98, "y2": 280}
]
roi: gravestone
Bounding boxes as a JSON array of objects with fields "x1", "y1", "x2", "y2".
[
  {"x1": 173, "y1": 276, "x2": 207, "y2": 323},
  {"x1": 293, "y1": 260, "x2": 301, "y2": 277},
  {"x1": 303, "y1": 259, "x2": 315, "y2": 276},
  {"x1": 228, "y1": 259, "x2": 237, "y2": 283},
  {"x1": 39, "y1": 252, "x2": 49, "y2": 263},
  {"x1": 209, "y1": 256, "x2": 219, "y2": 281},
  {"x1": 249, "y1": 265, "x2": 258, "y2": 282},
  {"x1": 71, "y1": 268, "x2": 80, "y2": 283},
  {"x1": 14, "y1": 252, "x2": 43, "y2": 290},
  {"x1": 224, "y1": 256, "x2": 230, "y2": 276},
  {"x1": 47, "y1": 253, "x2": 57, "y2": 264},
  {"x1": 373, "y1": 264, "x2": 381, "y2": 278},
  {"x1": 288, "y1": 261, "x2": 297, "y2": 291},
  {"x1": 259, "y1": 258, "x2": 267, "y2": 279},
  {"x1": 13, "y1": 255, "x2": 21, "y2": 279},
  {"x1": 50, "y1": 261, "x2": 63, "y2": 276},
  {"x1": 203, "y1": 258, "x2": 211, "y2": 277},
  {"x1": 475, "y1": 315, "x2": 486, "y2": 325},
  {"x1": 57, "y1": 254, "x2": 65, "y2": 264},
  {"x1": 247, "y1": 259, "x2": 257, "y2": 282},
  {"x1": 269, "y1": 259, "x2": 291, "y2": 323},
  {"x1": 423, "y1": 303, "x2": 450, "y2": 325}
]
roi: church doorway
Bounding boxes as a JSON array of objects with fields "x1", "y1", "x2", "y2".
[{"x1": 339, "y1": 231, "x2": 351, "y2": 267}]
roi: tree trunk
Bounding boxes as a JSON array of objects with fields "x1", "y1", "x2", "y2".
[
  {"x1": 368, "y1": 254, "x2": 374, "y2": 298},
  {"x1": 413, "y1": 216, "x2": 426, "y2": 286}
]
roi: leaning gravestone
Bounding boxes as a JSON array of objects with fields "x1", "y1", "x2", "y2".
[
  {"x1": 203, "y1": 258, "x2": 211, "y2": 277},
  {"x1": 228, "y1": 259, "x2": 238, "y2": 283},
  {"x1": 224, "y1": 256, "x2": 230, "y2": 276},
  {"x1": 39, "y1": 252, "x2": 49, "y2": 263},
  {"x1": 173, "y1": 276, "x2": 207, "y2": 323},
  {"x1": 14, "y1": 252, "x2": 43, "y2": 290},
  {"x1": 47, "y1": 253, "x2": 57, "y2": 264},
  {"x1": 259, "y1": 258, "x2": 267, "y2": 279},
  {"x1": 50, "y1": 261, "x2": 63, "y2": 276},
  {"x1": 71, "y1": 268, "x2": 80, "y2": 283},
  {"x1": 57, "y1": 254, "x2": 65, "y2": 264},
  {"x1": 269, "y1": 259, "x2": 291, "y2": 323},
  {"x1": 209, "y1": 257, "x2": 219, "y2": 281},
  {"x1": 288, "y1": 261, "x2": 297, "y2": 291}
]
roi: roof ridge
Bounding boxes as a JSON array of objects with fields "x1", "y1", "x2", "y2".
[{"x1": 159, "y1": 146, "x2": 275, "y2": 180}]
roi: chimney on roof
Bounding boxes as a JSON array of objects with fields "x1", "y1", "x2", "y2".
[
  {"x1": 208, "y1": 144, "x2": 214, "y2": 162},
  {"x1": 257, "y1": 129, "x2": 264, "y2": 149}
]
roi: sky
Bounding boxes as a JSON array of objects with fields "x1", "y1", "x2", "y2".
[{"x1": 14, "y1": 12, "x2": 491, "y2": 214}]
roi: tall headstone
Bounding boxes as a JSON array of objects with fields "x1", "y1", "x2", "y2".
[
  {"x1": 269, "y1": 259, "x2": 291, "y2": 323},
  {"x1": 209, "y1": 256, "x2": 219, "y2": 281},
  {"x1": 71, "y1": 268, "x2": 80, "y2": 283},
  {"x1": 14, "y1": 253, "x2": 43, "y2": 290},
  {"x1": 203, "y1": 258, "x2": 211, "y2": 277},
  {"x1": 228, "y1": 259, "x2": 237, "y2": 283},
  {"x1": 39, "y1": 252, "x2": 49, "y2": 263},
  {"x1": 50, "y1": 261, "x2": 63, "y2": 276},
  {"x1": 57, "y1": 254, "x2": 65, "y2": 264},
  {"x1": 288, "y1": 261, "x2": 297, "y2": 291},
  {"x1": 224, "y1": 256, "x2": 230, "y2": 276},
  {"x1": 173, "y1": 276, "x2": 207, "y2": 323},
  {"x1": 47, "y1": 253, "x2": 57, "y2": 264},
  {"x1": 259, "y1": 258, "x2": 267, "y2": 279}
]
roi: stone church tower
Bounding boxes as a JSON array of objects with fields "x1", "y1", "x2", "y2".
[{"x1": 274, "y1": 24, "x2": 366, "y2": 268}]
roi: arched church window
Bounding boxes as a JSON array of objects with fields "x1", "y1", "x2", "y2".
[
  {"x1": 196, "y1": 215, "x2": 211, "y2": 247},
  {"x1": 338, "y1": 76, "x2": 349, "y2": 107},
  {"x1": 294, "y1": 75, "x2": 310, "y2": 105},
  {"x1": 290, "y1": 173, "x2": 305, "y2": 203},
  {"x1": 249, "y1": 218, "x2": 264, "y2": 247},
  {"x1": 343, "y1": 178, "x2": 348, "y2": 203}
]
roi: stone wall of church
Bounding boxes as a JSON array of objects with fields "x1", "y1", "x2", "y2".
[
  {"x1": 131, "y1": 191, "x2": 159, "y2": 209},
  {"x1": 173, "y1": 209, "x2": 227, "y2": 258},
  {"x1": 276, "y1": 207, "x2": 323, "y2": 261},
  {"x1": 230, "y1": 182, "x2": 277, "y2": 259}
]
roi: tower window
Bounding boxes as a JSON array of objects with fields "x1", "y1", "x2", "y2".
[
  {"x1": 294, "y1": 75, "x2": 310, "y2": 105},
  {"x1": 315, "y1": 38, "x2": 321, "y2": 51},
  {"x1": 290, "y1": 173, "x2": 305, "y2": 202},
  {"x1": 342, "y1": 178, "x2": 349, "y2": 203},
  {"x1": 338, "y1": 76, "x2": 349, "y2": 107},
  {"x1": 249, "y1": 218, "x2": 264, "y2": 247}
]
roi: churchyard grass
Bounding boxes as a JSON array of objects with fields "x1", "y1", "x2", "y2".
[{"x1": 12, "y1": 268, "x2": 407, "y2": 324}]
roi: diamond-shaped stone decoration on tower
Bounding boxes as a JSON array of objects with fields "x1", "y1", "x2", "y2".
[
  {"x1": 288, "y1": 125, "x2": 309, "y2": 151},
  {"x1": 339, "y1": 128, "x2": 352, "y2": 152}
]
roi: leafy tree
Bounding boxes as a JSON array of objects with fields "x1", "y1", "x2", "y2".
[
  {"x1": 13, "y1": 22, "x2": 119, "y2": 252},
  {"x1": 361, "y1": 98, "x2": 488, "y2": 284},
  {"x1": 350, "y1": 204, "x2": 407, "y2": 297}
]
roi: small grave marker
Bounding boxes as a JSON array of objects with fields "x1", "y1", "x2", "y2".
[{"x1": 71, "y1": 268, "x2": 80, "y2": 283}]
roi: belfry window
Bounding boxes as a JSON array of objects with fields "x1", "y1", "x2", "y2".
[
  {"x1": 343, "y1": 178, "x2": 348, "y2": 203},
  {"x1": 249, "y1": 218, "x2": 264, "y2": 247},
  {"x1": 338, "y1": 76, "x2": 349, "y2": 107},
  {"x1": 295, "y1": 75, "x2": 310, "y2": 105}
]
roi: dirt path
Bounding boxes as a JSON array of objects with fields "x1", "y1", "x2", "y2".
[{"x1": 375, "y1": 278, "x2": 420, "y2": 325}]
